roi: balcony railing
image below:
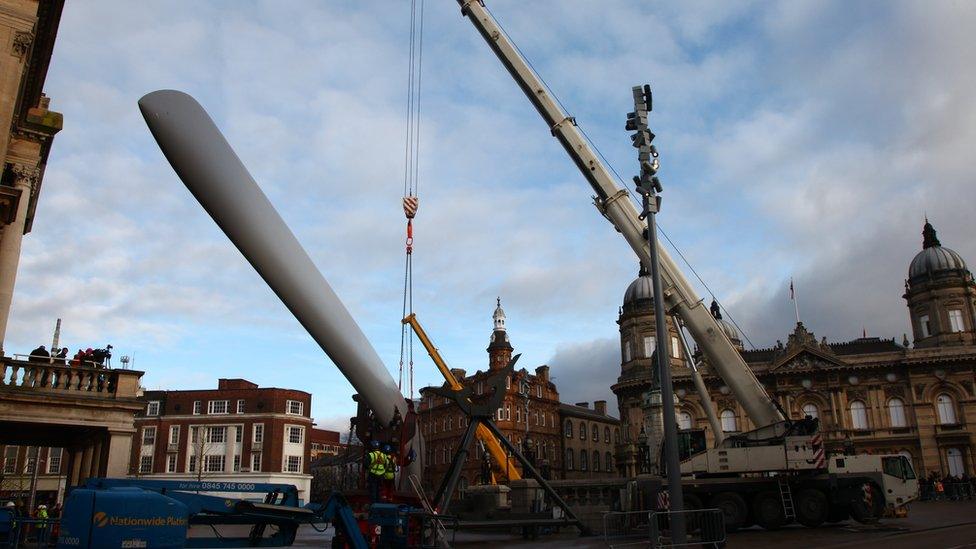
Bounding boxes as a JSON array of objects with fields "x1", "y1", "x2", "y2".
[{"x1": 0, "y1": 357, "x2": 142, "y2": 399}]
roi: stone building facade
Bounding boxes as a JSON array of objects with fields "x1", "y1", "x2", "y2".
[
  {"x1": 131, "y1": 378, "x2": 314, "y2": 501},
  {"x1": 559, "y1": 401, "x2": 619, "y2": 480},
  {"x1": 418, "y1": 299, "x2": 563, "y2": 492},
  {"x1": 619, "y1": 220, "x2": 976, "y2": 479}
]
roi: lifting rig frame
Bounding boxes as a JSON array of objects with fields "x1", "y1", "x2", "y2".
[{"x1": 427, "y1": 353, "x2": 591, "y2": 536}]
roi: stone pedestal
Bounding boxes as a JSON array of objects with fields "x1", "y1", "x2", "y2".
[
  {"x1": 509, "y1": 479, "x2": 543, "y2": 513},
  {"x1": 466, "y1": 484, "x2": 510, "y2": 511}
]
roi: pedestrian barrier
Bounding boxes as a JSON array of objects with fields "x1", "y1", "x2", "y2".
[
  {"x1": 0, "y1": 516, "x2": 60, "y2": 549},
  {"x1": 603, "y1": 508, "x2": 725, "y2": 548}
]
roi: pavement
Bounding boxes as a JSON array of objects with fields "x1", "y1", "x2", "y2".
[{"x1": 286, "y1": 500, "x2": 976, "y2": 548}]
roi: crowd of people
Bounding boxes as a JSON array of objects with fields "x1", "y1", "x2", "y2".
[
  {"x1": 919, "y1": 472, "x2": 975, "y2": 501},
  {"x1": 27, "y1": 344, "x2": 113, "y2": 368}
]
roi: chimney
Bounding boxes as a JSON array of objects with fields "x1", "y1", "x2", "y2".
[
  {"x1": 218, "y1": 378, "x2": 258, "y2": 390},
  {"x1": 594, "y1": 400, "x2": 607, "y2": 415},
  {"x1": 534, "y1": 365, "x2": 550, "y2": 382},
  {"x1": 450, "y1": 368, "x2": 467, "y2": 381},
  {"x1": 575, "y1": 402, "x2": 589, "y2": 409}
]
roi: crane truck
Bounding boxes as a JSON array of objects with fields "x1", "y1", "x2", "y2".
[{"x1": 456, "y1": 0, "x2": 918, "y2": 530}]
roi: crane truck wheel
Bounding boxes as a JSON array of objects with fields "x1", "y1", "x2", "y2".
[
  {"x1": 850, "y1": 482, "x2": 885, "y2": 524},
  {"x1": 709, "y1": 492, "x2": 749, "y2": 532},
  {"x1": 795, "y1": 488, "x2": 829, "y2": 527},
  {"x1": 752, "y1": 491, "x2": 787, "y2": 530}
]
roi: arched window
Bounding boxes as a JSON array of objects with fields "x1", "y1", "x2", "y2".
[
  {"x1": 564, "y1": 419, "x2": 573, "y2": 438},
  {"x1": 887, "y1": 398, "x2": 907, "y2": 428},
  {"x1": 849, "y1": 400, "x2": 868, "y2": 430},
  {"x1": 604, "y1": 426, "x2": 611, "y2": 443},
  {"x1": 937, "y1": 394, "x2": 957, "y2": 425},
  {"x1": 592, "y1": 424, "x2": 599, "y2": 442},
  {"x1": 623, "y1": 341, "x2": 632, "y2": 362},
  {"x1": 605, "y1": 452, "x2": 613, "y2": 472},
  {"x1": 614, "y1": 428, "x2": 620, "y2": 444},
  {"x1": 678, "y1": 411, "x2": 693, "y2": 430},
  {"x1": 802, "y1": 403, "x2": 819, "y2": 419},
  {"x1": 593, "y1": 451, "x2": 600, "y2": 472},
  {"x1": 947, "y1": 448, "x2": 964, "y2": 477},
  {"x1": 720, "y1": 409, "x2": 738, "y2": 432},
  {"x1": 580, "y1": 449, "x2": 588, "y2": 471},
  {"x1": 516, "y1": 406, "x2": 521, "y2": 423},
  {"x1": 579, "y1": 422, "x2": 587, "y2": 440},
  {"x1": 565, "y1": 448, "x2": 574, "y2": 470}
]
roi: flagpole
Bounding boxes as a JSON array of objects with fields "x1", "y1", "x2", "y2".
[{"x1": 791, "y1": 278, "x2": 801, "y2": 324}]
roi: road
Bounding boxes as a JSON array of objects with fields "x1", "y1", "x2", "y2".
[{"x1": 287, "y1": 500, "x2": 976, "y2": 548}]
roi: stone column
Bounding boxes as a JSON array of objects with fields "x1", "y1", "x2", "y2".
[
  {"x1": 104, "y1": 430, "x2": 133, "y2": 478},
  {"x1": 89, "y1": 438, "x2": 103, "y2": 479},
  {"x1": 0, "y1": 162, "x2": 37, "y2": 347},
  {"x1": 69, "y1": 449, "x2": 84, "y2": 487},
  {"x1": 226, "y1": 425, "x2": 238, "y2": 473},
  {"x1": 79, "y1": 445, "x2": 93, "y2": 484}
]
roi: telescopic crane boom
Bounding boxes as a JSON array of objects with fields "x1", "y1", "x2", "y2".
[{"x1": 457, "y1": 0, "x2": 785, "y2": 429}]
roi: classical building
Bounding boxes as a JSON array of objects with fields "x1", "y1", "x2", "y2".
[
  {"x1": 131, "y1": 378, "x2": 314, "y2": 501},
  {"x1": 619, "y1": 220, "x2": 976, "y2": 479},
  {"x1": 418, "y1": 299, "x2": 563, "y2": 492},
  {"x1": 0, "y1": 0, "x2": 63, "y2": 349},
  {"x1": 560, "y1": 401, "x2": 619, "y2": 480}
]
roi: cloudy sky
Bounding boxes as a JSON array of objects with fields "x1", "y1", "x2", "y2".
[{"x1": 8, "y1": 1, "x2": 975, "y2": 430}]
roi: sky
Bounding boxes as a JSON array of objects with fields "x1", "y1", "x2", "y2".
[{"x1": 8, "y1": 1, "x2": 976, "y2": 431}]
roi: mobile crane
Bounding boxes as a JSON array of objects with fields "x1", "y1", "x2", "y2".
[{"x1": 456, "y1": 0, "x2": 918, "y2": 530}]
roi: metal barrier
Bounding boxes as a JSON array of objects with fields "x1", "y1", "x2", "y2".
[
  {"x1": 603, "y1": 509, "x2": 725, "y2": 548},
  {"x1": 0, "y1": 517, "x2": 60, "y2": 549}
]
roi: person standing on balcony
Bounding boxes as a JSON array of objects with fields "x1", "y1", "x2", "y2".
[{"x1": 28, "y1": 345, "x2": 48, "y2": 362}]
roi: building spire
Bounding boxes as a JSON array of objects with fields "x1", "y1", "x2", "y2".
[
  {"x1": 922, "y1": 220, "x2": 941, "y2": 249},
  {"x1": 493, "y1": 297, "x2": 506, "y2": 332}
]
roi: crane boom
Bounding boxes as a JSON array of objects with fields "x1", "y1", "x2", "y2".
[{"x1": 458, "y1": 0, "x2": 784, "y2": 428}]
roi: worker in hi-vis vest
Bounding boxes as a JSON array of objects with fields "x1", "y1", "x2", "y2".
[
  {"x1": 382, "y1": 444, "x2": 398, "y2": 499},
  {"x1": 366, "y1": 440, "x2": 387, "y2": 503}
]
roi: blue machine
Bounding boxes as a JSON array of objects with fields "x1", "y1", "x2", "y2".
[{"x1": 57, "y1": 478, "x2": 322, "y2": 549}]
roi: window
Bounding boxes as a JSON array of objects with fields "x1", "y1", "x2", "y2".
[
  {"x1": 505, "y1": 404, "x2": 511, "y2": 420},
  {"x1": 678, "y1": 412, "x2": 693, "y2": 430},
  {"x1": 139, "y1": 455, "x2": 153, "y2": 474},
  {"x1": 671, "y1": 336, "x2": 680, "y2": 358},
  {"x1": 888, "y1": 398, "x2": 907, "y2": 428},
  {"x1": 948, "y1": 310, "x2": 965, "y2": 333},
  {"x1": 442, "y1": 417, "x2": 447, "y2": 431},
  {"x1": 233, "y1": 455, "x2": 241, "y2": 472},
  {"x1": 604, "y1": 427, "x2": 611, "y2": 443},
  {"x1": 623, "y1": 341, "x2": 632, "y2": 362},
  {"x1": 288, "y1": 426, "x2": 304, "y2": 444},
  {"x1": 565, "y1": 419, "x2": 573, "y2": 438},
  {"x1": 614, "y1": 429, "x2": 620, "y2": 444},
  {"x1": 166, "y1": 453, "x2": 177, "y2": 473},
  {"x1": 579, "y1": 422, "x2": 587, "y2": 440},
  {"x1": 920, "y1": 315, "x2": 931, "y2": 338},
  {"x1": 580, "y1": 449, "x2": 588, "y2": 471},
  {"x1": 565, "y1": 448, "x2": 574, "y2": 470},
  {"x1": 251, "y1": 453, "x2": 262, "y2": 472},
  {"x1": 285, "y1": 455, "x2": 302, "y2": 473},
  {"x1": 253, "y1": 424, "x2": 264, "y2": 443},
  {"x1": 534, "y1": 412, "x2": 539, "y2": 426},
  {"x1": 235, "y1": 426, "x2": 243, "y2": 443},
  {"x1": 849, "y1": 400, "x2": 868, "y2": 430},
  {"x1": 536, "y1": 385, "x2": 542, "y2": 398},
  {"x1": 2, "y1": 446, "x2": 16, "y2": 474},
  {"x1": 802, "y1": 403, "x2": 819, "y2": 419},
  {"x1": 476, "y1": 381, "x2": 483, "y2": 395},
  {"x1": 516, "y1": 407, "x2": 521, "y2": 423},
  {"x1": 936, "y1": 394, "x2": 957, "y2": 425},
  {"x1": 720, "y1": 409, "x2": 738, "y2": 432},
  {"x1": 146, "y1": 401, "x2": 160, "y2": 416},
  {"x1": 605, "y1": 452, "x2": 613, "y2": 472},
  {"x1": 643, "y1": 336, "x2": 655, "y2": 358},
  {"x1": 143, "y1": 426, "x2": 157, "y2": 446},
  {"x1": 592, "y1": 424, "x2": 599, "y2": 442},
  {"x1": 237, "y1": 399, "x2": 245, "y2": 414},
  {"x1": 204, "y1": 454, "x2": 225, "y2": 472},
  {"x1": 193, "y1": 400, "x2": 202, "y2": 415},
  {"x1": 208, "y1": 400, "x2": 229, "y2": 414},
  {"x1": 190, "y1": 426, "x2": 200, "y2": 444},
  {"x1": 286, "y1": 400, "x2": 304, "y2": 415},
  {"x1": 947, "y1": 448, "x2": 964, "y2": 477},
  {"x1": 23, "y1": 447, "x2": 36, "y2": 474},
  {"x1": 169, "y1": 425, "x2": 180, "y2": 445},
  {"x1": 506, "y1": 376, "x2": 511, "y2": 390},
  {"x1": 188, "y1": 455, "x2": 197, "y2": 472},
  {"x1": 47, "y1": 448, "x2": 62, "y2": 474},
  {"x1": 207, "y1": 426, "x2": 227, "y2": 443}
]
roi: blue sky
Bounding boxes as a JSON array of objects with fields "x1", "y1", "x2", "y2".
[{"x1": 8, "y1": 1, "x2": 976, "y2": 431}]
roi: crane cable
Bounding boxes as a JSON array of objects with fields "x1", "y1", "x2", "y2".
[{"x1": 399, "y1": 0, "x2": 425, "y2": 400}]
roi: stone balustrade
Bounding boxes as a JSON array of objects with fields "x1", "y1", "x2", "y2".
[{"x1": 0, "y1": 357, "x2": 142, "y2": 398}]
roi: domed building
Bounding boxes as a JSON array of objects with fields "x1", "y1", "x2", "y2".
[{"x1": 657, "y1": 220, "x2": 976, "y2": 479}]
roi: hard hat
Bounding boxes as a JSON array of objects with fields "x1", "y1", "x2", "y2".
[
  {"x1": 4, "y1": 501, "x2": 14, "y2": 507},
  {"x1": 370, "y1": 440, "x2": 381, "y2": 449},
  {"x1": 382, "y1": 444, "x2": 393, "y2": 453},
  {"x1": 38, "y1": 505, "x2": 46, "y2": 509}
]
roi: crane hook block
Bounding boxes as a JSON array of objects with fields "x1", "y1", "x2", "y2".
[{"x1": 403, "y1": 196, "x2": 419, "y2": 219}]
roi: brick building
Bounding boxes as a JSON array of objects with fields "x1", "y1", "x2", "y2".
[
  {"x1": 0, "y1": 446, "x2": 65, "y2": 506},
  {"x1": 618, "y1": 220, "x2": 976, "y2": 479},
  {"x1": 560, "y1": 401, "x2": 619, "y2": 480},
  {"x1": 418, "y1": 299, "x2": 562, "y2": 492},
  {"x1": 132, "y1": 378, "x2": 314, "y2": 501},
  {"x1": 310, "y1": 427, "x2": 344, "y2": 461}
]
